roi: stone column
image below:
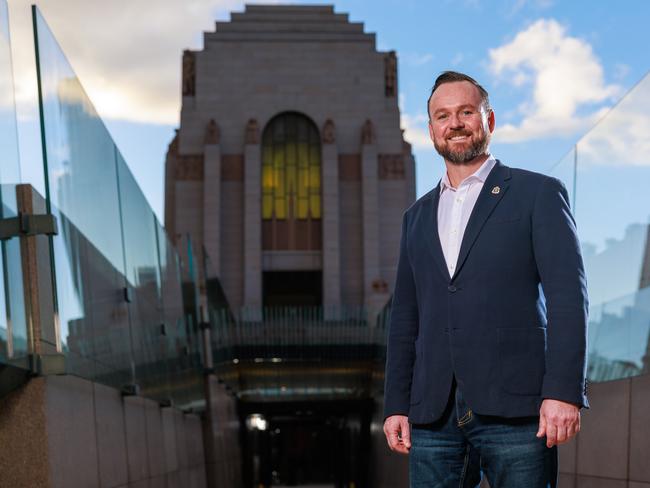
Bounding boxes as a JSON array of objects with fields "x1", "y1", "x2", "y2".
[
  {"x1": 360, "y1": 119, "x2": 383, "y2": 314},
  {"x1": 321, "y1": 119, "x2": 341, "y2": 317},
  {"x1": 402, "y1": 135, "x2": 417, "y2": 207},
  {"x1": 243, "y1": 119, "x2": 262, "y2": 313},
  {"x1": 202, "y1": 119, "x2": 222, "y2": 277}
]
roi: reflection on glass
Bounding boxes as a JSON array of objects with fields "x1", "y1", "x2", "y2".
[
  {"x1": 575, "y1": 73, "x2": 650, "y2": 308},
  {"x1": 548, "y1": 71, "x2": 650, "y2": 383},
  {"x1": 0, "y1": 0, "x2": 27, "y2": 363},
  {"x1": 587, "y1": 286, "x2": 650, "y2": 381},
  {"x1": 34, "y1": 8, "x2": 131, "y2": 386},
  {"x1": 33, "y1": 6, "x2": 204, "y2": 406}
]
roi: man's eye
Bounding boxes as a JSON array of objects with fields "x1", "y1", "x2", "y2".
[
  {"x1": 462, "y1": 110, "x2": 472, "y2": 115},
  {"x1": 437, "y1": 114, "x2": 448, "y2": 120}
]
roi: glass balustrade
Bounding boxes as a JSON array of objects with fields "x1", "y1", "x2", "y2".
[
  {"x1": 549, "y1": 71, "x2": 650, "y2": 383},
  {"x1": 32, "y1": 6, "x2": 204, "y2": 408},
  {"x1": 0, "y1": 0, "x2": 28, "y2": 369}
]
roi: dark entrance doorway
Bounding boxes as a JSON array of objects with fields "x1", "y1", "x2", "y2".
[
  {"x1": 263, "y1": 271, "x2": 322, "y2": 307},
  {"x1": 241, "y1": 400, "x2": 372, "y2": 488}
]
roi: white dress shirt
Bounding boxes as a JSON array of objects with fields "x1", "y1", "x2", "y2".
[{"x1": 437, "y1": 155, "x2": 497, "y2": 277}]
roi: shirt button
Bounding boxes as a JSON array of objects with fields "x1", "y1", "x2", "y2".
[{"x1": 448, "y1": 285, "x2": 457, "y2": 292}]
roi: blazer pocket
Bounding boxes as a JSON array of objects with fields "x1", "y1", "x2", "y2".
[{"x1": 497, "y1": 327, "x2": 546, "y2": 395}]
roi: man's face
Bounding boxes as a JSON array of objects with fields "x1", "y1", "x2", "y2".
[{"x1": 428, "y1": 81, "x2": 495, "y2": 165}]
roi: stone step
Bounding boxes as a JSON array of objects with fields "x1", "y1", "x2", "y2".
[
  {"x1": 204, "y1": 31, "x2": 375, "y2": 44},
  {"x1": 214, "y1": 21, "x2": 365, "y2": 34},
  {"x1": 230, "y1": 12, "x2": 350, "y2": 24},
  {"x1": 244, "y1": 4, "x2": 336, "y2": 14}
]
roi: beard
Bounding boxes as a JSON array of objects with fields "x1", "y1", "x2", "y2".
[{"x1": 434, "y1": 129, "x2": 490, "y2": 165}]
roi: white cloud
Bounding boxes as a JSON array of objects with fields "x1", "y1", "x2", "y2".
[
  {"x1": 578, "y1": 73, "x2": 650, "y2": 166},
  {"x1": 488, "y1": 18, "x2": 620, "y2": 143},
  {"x1": 8, "y1": 0, "x2": 279, "y2": 125},
  {"x1": 401, "y1": 113, "x2": 432, "y2": 150}
]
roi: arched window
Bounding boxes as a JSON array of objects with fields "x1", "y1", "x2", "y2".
[{"x1": 262, "y1": 112, "x2": 322, "y2": 251}]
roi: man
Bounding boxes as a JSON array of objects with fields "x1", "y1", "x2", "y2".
[{"x1": 383, "y1": 71, "x2": 588, "y2": 487}]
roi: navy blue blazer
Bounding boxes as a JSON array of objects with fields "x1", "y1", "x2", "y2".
[{"x1": 384, "y1": 161, "x2": 589, "y2": 424}]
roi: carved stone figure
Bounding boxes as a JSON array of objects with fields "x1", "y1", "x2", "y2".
[
  {"x1": 385, "y1": 51, "x2": 397, "y2": 97},
  {"x1": 378, "y1": 154, "x2": 405, "y2": 180},
  {"x1": 322, "y1": 119, "x2": 336, "y2": 144},
  {"x1": 182, "y1": 50, "x2": 196, "y2": 96},
  {"x1": 204, "y1": 119, "x2": 220, "y2": 145},
  {"x1": 167, "y1": 130, "x2": 179, "y2": 156},
  {"x1": 245, "y1": 118, "x2": 259, "y2": 144},
  {"x1": 361, "y1": 119, "x2": 375, "y2": 145}
]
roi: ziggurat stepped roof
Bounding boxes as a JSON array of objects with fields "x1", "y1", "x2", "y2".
[{"x1": 205, "y1": 4, "x2": 376, "y2": 45}]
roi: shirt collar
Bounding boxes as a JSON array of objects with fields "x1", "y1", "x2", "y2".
[{"x1": 440, "y1": 154, "x2": 497, "y2": 193}]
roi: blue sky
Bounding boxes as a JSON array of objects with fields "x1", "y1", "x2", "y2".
[{"x1": 6, "y1": 0, "x2": 650, "y2": 224}]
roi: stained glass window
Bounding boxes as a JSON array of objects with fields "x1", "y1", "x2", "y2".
[{"x1": 262, "y1": 113, "x2": 321, "y2": 220}]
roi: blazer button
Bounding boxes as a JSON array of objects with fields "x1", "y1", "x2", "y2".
[{"x1": 448, "y1": 285, "x2": 457, "y2": 293}]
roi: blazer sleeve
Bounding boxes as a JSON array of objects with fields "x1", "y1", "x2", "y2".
[
  {"x1": 532, "y1": 177, "x2": 589, "y2": 408},
  {"x1": 384, "y1": 211, "x2": 420, "y2": 419}
]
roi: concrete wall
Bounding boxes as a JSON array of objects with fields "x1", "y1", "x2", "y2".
[
  {"x1": 0, "y1": 375, "x2": 209, "y2": 488},
  {"x1": 369, "y1": 374, "x2": 650, "y2": 487},
  {"x1": 559, "y1": 373, "x2": 650, "y2": 487}
]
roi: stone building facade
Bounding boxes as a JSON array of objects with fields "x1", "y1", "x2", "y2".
[{"x1": 165, "y1": 5, "x2": 416, "y2": 313}]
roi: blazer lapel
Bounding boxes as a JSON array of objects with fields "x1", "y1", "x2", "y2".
[
  {"x1": 451, "y1": 161, "x2": 512, "y2": 281},
  {"x1": 427, "y1": 183, "x2": 452, "y2": 281}
]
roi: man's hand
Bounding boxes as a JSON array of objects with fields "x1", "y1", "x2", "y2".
[
  {"x1": 536, "y1": 399, "x2": 580, "y2": 448},
  {"x1": 383, "y1": 415, "x2": 411, "y2": 454}
]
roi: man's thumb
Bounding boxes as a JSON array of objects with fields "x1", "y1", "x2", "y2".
[{"x1": 536, "y1": 413, "x2": 547, "y2": 438}]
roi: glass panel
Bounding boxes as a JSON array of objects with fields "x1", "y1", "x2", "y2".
[
  {"x1": 587, "y1": 286, "x2": 650, "y2": 381},
  {"x1": 262, "y1": 194, "x2": 273, "y2": 219},
  {"x1": 0, "y1": 0, "x2": 27, "y2": 364},
  {"x1": 546, "y1": 71, "x2": 650, "y2": 383},
  {"x1": 157, "y1": 223, "x2": 187, "y2": 406},
  {"x1": 171, "y1": 233, "x2": 203, "y2": 409},
  {"x1": 275, "y1": 197, "x2": 286, "y2": 219},
  {"x1": 298, "y1": 198, "x2": 308, "y2": 219},
  {"x1": 309, "y1": 163, "x2": 321, "y2": 190},
  {"x1": 297, "y1": 169, "x2": 308, "y2": 199},
  {"x1": 297, "y1": 142, "x2": 308, "y2": 168},
  {"x1": 0, "y1": 0, "x2": 20, "y2": 188},
  {"x1": 34, "y1": 8, "x2": 133, "y2": 386},
  {"x1": 33, "y1": 7, "x2": 205, "y2": 406},
  {"x1": 310, "y1": 195, "x2": 321, "y2": 219},
  {"x1": 574, "y1": 73, "x2": 650, "y2": 308},
  {"x1": 116, "y1": 154, "x2": 167, "y2": 400}
]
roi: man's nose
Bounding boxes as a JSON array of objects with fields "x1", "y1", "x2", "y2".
[{"x1": 449, "y1": 113, "x2": 464, "y2": 128}]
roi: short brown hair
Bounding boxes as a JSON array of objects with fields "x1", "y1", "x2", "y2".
[{"x1": 427, "y1": 71, "x2": 491, "y2": 119}]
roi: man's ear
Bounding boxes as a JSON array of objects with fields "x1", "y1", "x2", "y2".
[{"x1": 487, "y1": 109, "x2": 495, "y2": 134}]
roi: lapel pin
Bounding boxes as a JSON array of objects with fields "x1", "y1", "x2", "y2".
[{"x1": 491, "y1": 186, "x2": 500, "y2": 195}]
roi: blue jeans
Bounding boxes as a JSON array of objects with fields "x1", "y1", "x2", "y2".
[{"x1": 410, "y1": 384, "x2": 557, "y2": 488}]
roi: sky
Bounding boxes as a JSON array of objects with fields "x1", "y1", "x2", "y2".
[{"x1": 5, "y1": 0, "x2": 650, "y2": 226}]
